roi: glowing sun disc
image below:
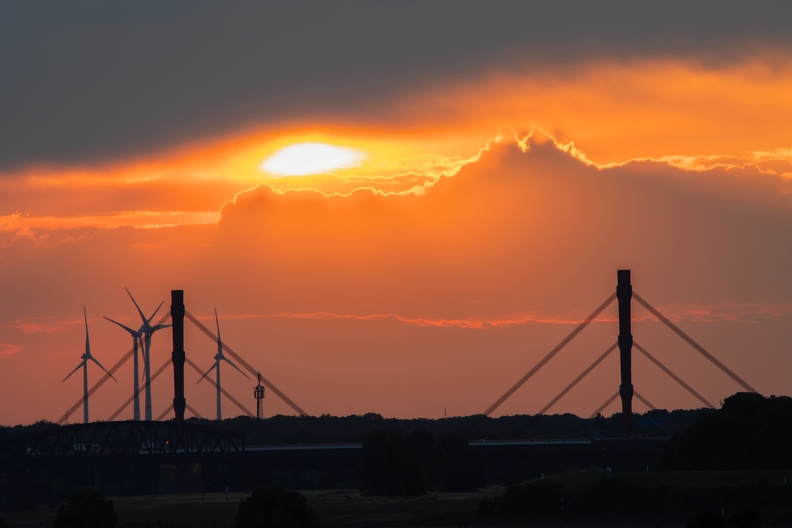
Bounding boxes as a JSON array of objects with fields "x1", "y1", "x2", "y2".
[{"x1": 260, "y1": 142, "x2": 365, "y2": 176}]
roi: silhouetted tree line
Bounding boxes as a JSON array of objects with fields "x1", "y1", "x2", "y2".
[
  {"x1": 664, "y1": 392, "x2": 792, "y2": 470},
  {"x1": 177, "y1": 407, "x2": 706, "y2": 444},
  {"x1": 361, "y1": 428, "x2": 483, "y2": 496},
  {"x1": 0, "y1": 408, "x2": 708, "y2": 445}
]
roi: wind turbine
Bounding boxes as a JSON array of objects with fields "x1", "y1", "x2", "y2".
[
  {"x1": 197, "y1": 309, "x2": 249, "y2": 420},
  {"x1": 104, "y1": 314, "x2": 143, "y2": 421},
  {"x1": 124, "y1": 288, "x2": 171, "y2": 421},
  {"x1": 63, "y1": 307, "x2": 117, "y2": 424}
]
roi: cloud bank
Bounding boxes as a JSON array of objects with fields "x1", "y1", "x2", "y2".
[{"x1": 3, "y1": 1, "x2": 792, "y2": 168}]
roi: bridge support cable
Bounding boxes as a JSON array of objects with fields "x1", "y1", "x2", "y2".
[
  {"x1": 57, "y1": 312, "x2": 171, "y2": 425},
  {"x1": 539, "y1": 342, "x2": 618, "y2": 415},
  {"x1": 185, "y1": 403, "x2": 204, "y2": 420},
  {"x1": 589, "y1": 390, "x2": 655, "y2": 420},
  {"x1": 185, "y1": 310, "x2": 308, "y2": 417},
  {"x1": 145, "y1": 358, "x2": 254, "y2": 420},
  {"x1": 156, "y1": 405, "x2": 172, "y2": 422},
  {"x1": 633, "y1": 292, "x2": 757, "y2": 393},
  {"x1": 590, "y1": 390, "x2": 620, "y2": 418},
  {"x1": 633, "y1": 341, "x2": 715, "y2": 409},
  {"x1": 58, "y1": 348, "x2": 133, "y2": 424},
  {"x1": 185, "y1": 356, "x2": 255, "y2": 418},
  {"x1": 483, "y1": 293, "x2": 617, "y2": 417},
  {"x1": 633, "y1": 390, "x2": 657, "y2": 411},
  {"x1": 108, "y1": 358, "x2": 171, "y2": 421},
  {"x1": 156, "y1": 403, "x2": 206, "y2": 421}
]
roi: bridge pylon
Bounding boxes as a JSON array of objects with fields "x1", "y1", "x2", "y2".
[
  {"x1": 617, "y1": 269, "x2": 634, "y2": 435},
  {"x1": 171, "y1": 290, "x2": 186, "y2": 423}
]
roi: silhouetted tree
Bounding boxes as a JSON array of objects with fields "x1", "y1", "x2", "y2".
[
  {"x1": 53, "y1": 490, "x2": 116, "y2": 528},
  {"x1": 666, "y1": 392, "x2": 792, "y2": 470},
  {"x1": 236, "y1": 487, "x2": 321, "y2": 528}
]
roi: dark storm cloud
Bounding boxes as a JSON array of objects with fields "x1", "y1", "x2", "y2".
[{"x1": 2, "y1": 1, "x2": 791, "y2": 169}]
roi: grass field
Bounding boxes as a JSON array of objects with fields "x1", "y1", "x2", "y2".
[
  {"x1": 0, "y1": 489, "x2": 502, "y2": 528},
  {"x1": 3, "y1": 469, "x2": 792, "y2": 527}
]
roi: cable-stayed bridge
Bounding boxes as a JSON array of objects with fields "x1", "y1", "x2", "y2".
[
  {"x1": 53, "y1": 270, "x2": 756, "y2": 432},
  {"x1": 0, "y1": 270, "x2": 762, "y2": 500}
]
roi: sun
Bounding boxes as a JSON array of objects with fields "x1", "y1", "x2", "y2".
[{"x1": 259, "y1": 142, "x2": 365, "y2": 177}]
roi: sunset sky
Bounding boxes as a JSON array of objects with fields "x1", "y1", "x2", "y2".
[{"x1": 2, "y1": 2, "x2": 792, "y2": 426}]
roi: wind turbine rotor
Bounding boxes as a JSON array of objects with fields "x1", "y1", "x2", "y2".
[
  {"x1": 221, "y1": 356, "x2": 250, "y2": 379},
  {"x1": 90, "y1": 356, "x2": 117, "y2": 382},
  {"x1": 105, "y1": 300, "x2": 147, "y2": 421},
  {"x1": 103, "y1": 316, "x2": 139, "y2": 337},
  {"x1": 196, "y1": 362, "x2": 219, "y2": 384},
  {"x1": 63, "y1": 361, "x2": 85, "y2": 382}
]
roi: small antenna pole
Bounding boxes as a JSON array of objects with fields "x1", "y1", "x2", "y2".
[{"x1": 254, "y1": 372, "x2": 266, "y2": 420}]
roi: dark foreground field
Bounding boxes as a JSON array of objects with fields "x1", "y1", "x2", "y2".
[
  {"x1": 0, "y1": 490, "x2": 506, "y2": 528},
  {"x1": 4, "y1": 469, "x2": 792, "y2": 527}
]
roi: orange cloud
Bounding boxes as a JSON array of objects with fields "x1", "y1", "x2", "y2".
[
  {"x1": 0, "y1": 342, "x2": 22, "y2": 356},
  {"x1": 385, "y1": 59, "x2": 792, "y2": 164},
  {"x1": 195, "y1": 310, "x2": 608, "y2": 330},
  {"x1": 2, "y1": 316, "x2": 82, "y2": 334},
  {"x1": 2, "y1": 131, "x2": 791, "y2": 423},
  {"x1": 4, "y1": 58, "x2": 791, "y2": 236}
]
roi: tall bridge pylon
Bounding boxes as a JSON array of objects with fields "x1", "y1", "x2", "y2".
[
  {"x1": 482, "y1": 269, "x2": 757, "y2": 430},
  {"x1": 616, "y1": 269, "x2": 634, "y2": 434}
]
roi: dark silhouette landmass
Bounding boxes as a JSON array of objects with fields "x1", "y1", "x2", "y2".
[
  {"x1": 664, "y1": 392, "x2": 792, "y2": 470},
  {"x1": 4, "y1": 406, "x2": 708, "y2": 443}
]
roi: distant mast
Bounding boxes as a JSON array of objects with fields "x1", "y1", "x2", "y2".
[{"x1": 255, "y1": 372, "x2": 266, "y2": 419}]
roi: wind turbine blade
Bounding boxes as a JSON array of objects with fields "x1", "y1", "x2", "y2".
[
  {"x1": 221, "y1": 357, "x2": 250, "y2": 380},
  {"x1": 215, "y1": 308, "x2": 221, "y2": 339},
  {"x1": 104, "y1": 316, "x2": 138, "y2": 335},
  {"x1": 146, "y1": 301, "x2": 164, "y2": 324},
  {"x1": 196, "y1": 362, "x2": 219, "y2": 384},
  {"x1": 90, "y1": 357, "x2": 117, "y2": 382},
  {"x1": 150, "y1": 324, "x2": 172, "y2": 332},
  {"x1": 63, "y1": 361, "x2": 85, "y2": 382},
  {"x1": 83, "y1": 306, "x2": 91, "y2": 358},
  {"x1": 125, "y1": 287, "x2": 149, "y2": 324}
]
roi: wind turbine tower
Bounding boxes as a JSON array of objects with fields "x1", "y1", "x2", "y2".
[
  {"x1": 63, "y1": 307, "x2": 117, "y2": 424},
  {"x1": 104, "y1": 314, "x2": 143, "y2": 420},
  {"x1": 107, "y1": 288, "x2": 170, "y2": 421},
  {"x1": 197, "y1": 309, "x2": 250, "y2": 420},
  {"x1": 124, "y1": 288, "x2": 171, "y2": 421}
]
